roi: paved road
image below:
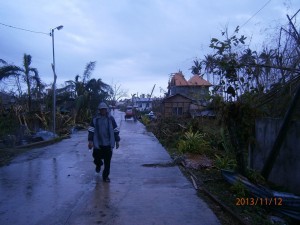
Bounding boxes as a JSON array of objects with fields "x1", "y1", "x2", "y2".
[{"x1": 0, "y1": 110, "x2": 221, "y2": 225}]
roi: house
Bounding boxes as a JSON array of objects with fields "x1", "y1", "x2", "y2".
[
  {"x1": 133, "y1": 97, "x2": 153, "y2": 111},
  {"x1": 161, "y1": 72, "x2": 213, "y2": 118},
  {"x1": 168, "y1": 71, "x2": 212, "y2": 101},
  {"x1": 161, "y1": 93, "x2": 192, "y2": 117},
  {"x1": 132, "y1": 97, "x2": 162, "y2": 111}
]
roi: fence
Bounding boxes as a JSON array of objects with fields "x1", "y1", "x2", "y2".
[{"x1": 249, "y1": 118, "x2": 300, "y2": 195}]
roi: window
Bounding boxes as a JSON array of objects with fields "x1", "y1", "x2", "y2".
[{"x1": 172, "y1": 107, "x2": 183, "y2": 115}]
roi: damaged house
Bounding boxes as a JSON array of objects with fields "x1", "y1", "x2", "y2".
[{"x1": 161, "y1": 71, "x2": 213, "y2": 117}]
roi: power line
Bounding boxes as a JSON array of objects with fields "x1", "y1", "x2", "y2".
[
  {"x1": 0, "y1": 22, "x2": 49, "y2": 36},
  {"x1": 240, "y1": 0, "x2": 272, "y2": 28}
]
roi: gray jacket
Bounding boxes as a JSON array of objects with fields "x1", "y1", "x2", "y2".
[{"x1": 88, "y1": 114, "x2": 120, "y2": 149}]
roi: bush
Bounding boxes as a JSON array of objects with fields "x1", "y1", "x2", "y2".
[
  {"x1": 246, "y1": 169, "x2": 266, "y2": 185},
  {"x1": 0, "y1": 112, "x2": 18, "y2": 138},
  {"x1": 140, "y1": 115, "x2": 150, "y2": 126},
  {"x1": 177, "y1": 130, "x2": 210, "y2": 154},
  {"x1": 214, "y1": 154, "x2": 237, "y2": 170},
  {"x1": 230, "y1": 180, "x2": 248, "y2": 197}
]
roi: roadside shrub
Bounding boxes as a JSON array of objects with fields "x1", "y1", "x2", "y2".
[
  {"x1": 140, "y1": 115, "x2": 150, "y2": 126},
  {"x1": 177, "y1": 130, "x2": 210, "y2": 154},
  {"x1": 220, "y1": 127, "x2": 234, "y2": 153},
  {"x1": 230, "y1": 180, "x2": 248, "y2": 197},
  {"x1": 214, "y1": 154, "x2": 237, "y2": 170},
  {"x1": 246, "y1": 169, "x2": 266, "y2": 185},
  {"x1": 0, "y1": 112, "x2": 18, "y2": 139}
]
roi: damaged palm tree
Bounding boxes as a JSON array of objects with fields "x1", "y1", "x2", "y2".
[{"x1": 0, "y1": 54, "x2": 42, "y2": 112}]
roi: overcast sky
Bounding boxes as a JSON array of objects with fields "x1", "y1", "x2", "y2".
[{"x1": 0, "y1": 0, "x2": 299, "y2": 98}]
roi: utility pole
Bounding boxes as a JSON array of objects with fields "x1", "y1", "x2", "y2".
[{"x1": 50, "y1": 25, "x2": 63, "y2": 137}]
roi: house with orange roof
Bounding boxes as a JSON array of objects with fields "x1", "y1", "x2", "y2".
[
  {"x1": 162, "y1": 71, "x2": 213, "y2": 117},
  {"x1": 168, "y1": 71, "x2": 212, "y2": 101}
]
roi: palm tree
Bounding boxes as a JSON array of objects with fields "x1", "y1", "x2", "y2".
[
  {"x1": 60, "y1": 61, "x2": 113, "y2": 123},
  {"x1": 0, "y1": 59, "x2": 22, "y2": 96},
  {"x1": 86, "y1": 78, "x2": 113, "y2": 113},
  {"x1": 189, "y1": 59, "x2": 202, "y2": 75},
  {"x1": 62, "y1": 61, "x2": 97, "y2": 99},
  {"x1": 0, "y1": 54, "x2": 42, "y2": 111},
  {"x1": 22, "y1": 54, "x2": 41, "y2": 110}
]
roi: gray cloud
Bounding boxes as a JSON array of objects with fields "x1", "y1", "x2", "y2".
[{"x1": 0, "y1": 0, "x2": 299, "y2": 96}]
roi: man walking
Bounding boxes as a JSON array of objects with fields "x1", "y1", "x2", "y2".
[{"x1": 88, "y1": 102, "x2": 120, "y2": 182}]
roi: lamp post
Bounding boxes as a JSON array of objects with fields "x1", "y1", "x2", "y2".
[{"x1": 50, "y1": 25, "x2": 63, "y2": 137}]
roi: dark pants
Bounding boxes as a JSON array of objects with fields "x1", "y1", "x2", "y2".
[{"x1": 92, "y1": 146, "x2": 112, "y2": 179}]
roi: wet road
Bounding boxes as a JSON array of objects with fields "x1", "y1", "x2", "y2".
[{"x1": 0, "y1": 110, "x2": 221, "y2": 225}]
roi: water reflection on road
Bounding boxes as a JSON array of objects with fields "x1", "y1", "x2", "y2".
[{"x1": 0, "y1": 110, "x2": 220, "y2": 225}]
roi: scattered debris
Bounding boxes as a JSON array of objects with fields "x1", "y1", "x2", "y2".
[
  {"x1": 190, "y1": 175, "x2": 198, "y2": 190},
  {"x1": 33, "y1": 130, "x2": 57, "y2": 141},
  {"x1": 222, "y1": 169, "x2": 300, "y2": 221},
  {"x1": 184, "y1": 153, "x2": 213, "y2": 169}
]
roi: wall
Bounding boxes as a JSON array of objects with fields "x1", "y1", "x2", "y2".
[
  {"x1": 249, "y1": 118, "x2": 300, "y2": 195},
  {"x1": 162, "y1": 95, "x2": 191, "y2": 117},
  {"x1": 170, "y1": 86, "x2": 209, "y2": 100}
]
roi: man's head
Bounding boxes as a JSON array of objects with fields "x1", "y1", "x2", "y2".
[{"x1": 98, "y1": 102, "x2": 109, "y2": 115}]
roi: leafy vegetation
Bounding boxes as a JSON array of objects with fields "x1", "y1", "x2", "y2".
[
  {"x1": 214, "y1": 154, "x2": 236, "y2": 170},
  {"x1": 140, "y1": 115, "x2": 150, "y2": 126},
  {"x1": 230, "y1": 180, "x2": 248, "y2": 197},
  {"x1": 145, "y1": 15, "x2": 299, "y2": 223},
  {"x1": 0, "y1": 59, "x2": 125, "y2": 143},
  {"x1": 177, "y1": 130, "x2": 210, "y2": 154}
]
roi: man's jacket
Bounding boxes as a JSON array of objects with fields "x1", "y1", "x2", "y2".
[{"x1": 88, "y1": 114, "x2": 120, "y2": 149}]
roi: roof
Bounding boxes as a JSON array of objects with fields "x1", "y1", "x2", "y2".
[
  {"x1": 169, "y1": 72, "x2": 211, "y2": 87},
  {"x1": 188, "y1": 74, "x2": 212, "y2": 86},
  {"x1": 170, "y1": 72, "x2": 189, "y2": 86},
  {"x1": 162, "y1": 93, "x2": 193, "y2": 102},
  {"x1": 135, "y1": 98, "x2": 153, "y2": 102}
]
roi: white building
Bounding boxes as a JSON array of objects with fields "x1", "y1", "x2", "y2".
[{"x1": 133, "y1": 97, "x2": 154, "y2": 111}]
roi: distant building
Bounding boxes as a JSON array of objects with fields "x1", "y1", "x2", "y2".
[
  {"x1": 133, "y1": 97, "x2": 162, "y2": 111},
  {"x1": 133, "y1": 97, "x2": 153, "y2": 111},
  {"x1": 168, "y1": 71, "x2": 212, "y2": 101},
  {"x1": 161, "y1": 93, "x2": 192, "y2": 117},
  {"x1": 161, "y1": 72, "x2": 213, "y2": 118}
]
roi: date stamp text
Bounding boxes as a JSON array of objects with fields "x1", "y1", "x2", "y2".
[{"x1": 235, "y1": 197, "x2": 283, "y2": 206}]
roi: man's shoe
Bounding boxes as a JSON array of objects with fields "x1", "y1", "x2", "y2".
[
  {"x1": 103, "y1": 177, "x2": 110, "y2": 182},
  {"x1": 95, "y1": 165, "x2": 101, "y2": 173}
]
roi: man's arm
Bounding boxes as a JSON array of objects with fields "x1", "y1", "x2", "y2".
[
  {"x1": 88, "y1": 120, "x2": 95, "y2": 149},
  {"x1": 110, "y1": 116, "x2": 120, "y2": 143}
]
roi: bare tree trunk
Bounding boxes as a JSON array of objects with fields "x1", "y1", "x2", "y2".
[{"x1": 15, "y1": 75, "x2": 22, "y2": 97}]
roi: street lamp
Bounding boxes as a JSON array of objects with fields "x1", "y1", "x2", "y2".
[{"x1": 50, "y1": 25, "x2": 63, "y2": 137}]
